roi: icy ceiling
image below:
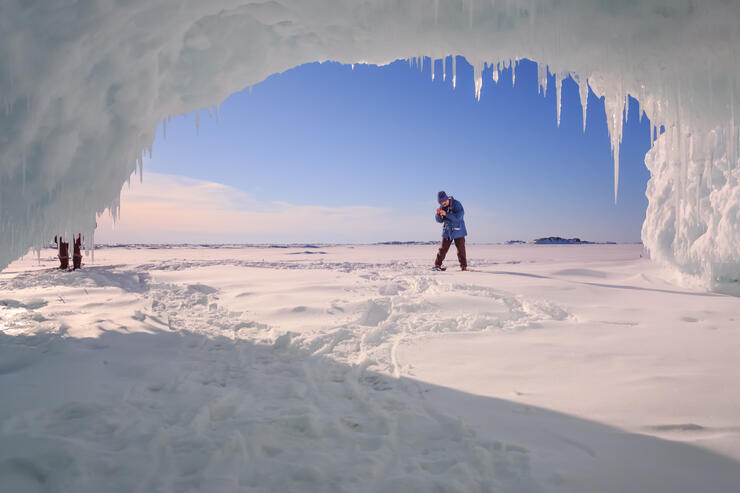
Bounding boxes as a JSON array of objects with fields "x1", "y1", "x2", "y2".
[{"x1": 0, "y1": 0, "x2": 738, "y2": 289}]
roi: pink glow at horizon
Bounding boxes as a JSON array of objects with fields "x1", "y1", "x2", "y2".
[{"x1": 95, "y1": 173, "x2": 433, "y2": 244}]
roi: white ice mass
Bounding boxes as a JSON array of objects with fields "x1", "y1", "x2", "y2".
[{"x1": 1, "y1": 0, "x2": 739, "y2": 289}]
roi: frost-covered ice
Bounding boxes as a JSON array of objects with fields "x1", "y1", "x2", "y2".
[
  {"x1": 1, "y1": 1, "x2": 740, "y2": 289},
  {"x1": 1, "y1": 244, "x2": 739, "y2": 492}
]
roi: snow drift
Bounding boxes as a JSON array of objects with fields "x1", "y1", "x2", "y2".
[{"x1": 0, "y1": 0, "x2": 739, "y2": 289}]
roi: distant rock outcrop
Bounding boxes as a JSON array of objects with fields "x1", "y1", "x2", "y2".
[{"x1": 533, "y1": 237, "x2": 592, "y2": 245}]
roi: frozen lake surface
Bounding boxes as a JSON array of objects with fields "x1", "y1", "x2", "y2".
[{"x1": 1, "y1": 244, "x2": 739, "y2": 492}]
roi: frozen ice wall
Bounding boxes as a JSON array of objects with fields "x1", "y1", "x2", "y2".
[{"x1": 0, "y1": 0, "x2": 738, "y2": 289}]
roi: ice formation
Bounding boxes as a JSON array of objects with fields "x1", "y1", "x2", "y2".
[{"x1": 0, "y1": 0, "x2": 739, "y2": 290}]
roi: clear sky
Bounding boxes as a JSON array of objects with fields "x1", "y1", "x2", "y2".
[{"x1": 96, "y1": 57, "x2": 652, "y2": 244}]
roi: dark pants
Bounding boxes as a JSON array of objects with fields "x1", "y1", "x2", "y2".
[
  {"x1": 73, "y1": 238, "x2": 82, "y2": 270},
  {"x1": 435, "y1": 237, "x2": 467, "y2": 269},
  {"x1": 58, "y1": 240, "x2": 69, "y2": 270}
]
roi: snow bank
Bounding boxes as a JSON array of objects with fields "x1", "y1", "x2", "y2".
[{"x1": 1, "y1": 0, "x2": 739, "y2": 288}]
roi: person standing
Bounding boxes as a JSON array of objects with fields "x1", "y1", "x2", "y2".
[
  {"x1": 433, "y1": 191, "x2": 468, "y2": 271},
  {"x1": 54, "y1": 236, "x2": 69, "y2": 270},
  {"x1": 73, "y1": 234, "x2": 83, "y2": 270}
]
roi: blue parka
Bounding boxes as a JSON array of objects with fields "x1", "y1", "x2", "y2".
[{"x1": 435, "y1": 197, "x2": 467, "y2": 239}]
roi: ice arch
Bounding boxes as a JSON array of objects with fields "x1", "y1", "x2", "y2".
[{"x1": 1, "y1": 0, "x2": 738, "y2": 290}]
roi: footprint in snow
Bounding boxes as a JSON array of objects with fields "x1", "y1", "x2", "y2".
[
  {"x1": 358, "y1": 300, "x2": 390, "y2": 327},
  {"x1": 187, "y1": 284, "x2": 218, "y2": 295}
]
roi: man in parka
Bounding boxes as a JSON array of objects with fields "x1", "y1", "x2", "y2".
[{"x1": 434, "y1": 191, "x2": 468, "y2": 271}]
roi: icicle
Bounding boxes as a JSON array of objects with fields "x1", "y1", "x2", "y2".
[
  {"x1": 689, "y1": 132, "x2": 696, "y2": 208},
  {"x1": 537, "y1": 63, "x2": 548, "y2": 96},
  {"x1": 578, "y1": 78, "x2": 589, "y2": 133},
  {"x1": 89, "y1": 229, "x2": 95, "y2": 264},
  {"x1": 443, "y1": 56, "x2": 446, "y2": 81},
  {"x1": 730, "y1": 75, "x2": 736, "y2": 170},
  {"x1": 625, "y1": 95, "x2": 630, "y2": 122},
  {"x1": 604, "y1": 90, "x2": 626, "y2": 203},
  {"x1": 162, "y1": 118, "x2": 167, "y2": 139},
  {"x1": 351, "y1": 63, "x2": 355, "y2": 70},
  {"x1": 676, "y1": 83, "x2": 688, "y2": 225},
  {"x1": 650, "y1": 99, "x2": 665, "y2": 130},
  {"x1": 474, "y1": 63, "x2": 483, "y2": 101},
  {"x1": 136, "y1": 151, "x2": 143, "y2": 184},
  {"x1": 431, "y1": 58, "x2": 435, "y2": 81},
  {"x1": 671, "y1": 125, "x2": 681, "y2": 235},
  {"x1": 452, "y1": 55, "x2": 457, "y2": 89},
  {"x1": 195, "y1": 110, "x2": 200, "y2": 135},
  {"x1": 555, "y1": 75, "x2": 563, "y2": 127},
  {"x1": 511, "y1": 60, "x2": 516, "y2": 87},
  {"x1": 707, "y1": 130, "x2": 716, "y2": 191},
  {"x1": 613, "y1": 144, "x2": 620, "y2": 204},
  {"x1": 492, "y1": 64, "x2": 499, "y2": 83}
]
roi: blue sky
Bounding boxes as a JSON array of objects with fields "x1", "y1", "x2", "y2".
[{"x1": 97, "y1": 57, "x2": 652, "y2": 244}]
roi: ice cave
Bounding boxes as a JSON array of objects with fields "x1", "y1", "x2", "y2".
[{"x1": 1, "y1": 0, "x2": 739, "y2": 290}]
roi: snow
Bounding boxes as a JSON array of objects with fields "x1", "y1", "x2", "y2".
[
  {"x1": 1, "y1": 1, "x2": 740, "y2": 290},
  {"x1": 1, "y1": 244, "x2": 739, "y2": 492}
]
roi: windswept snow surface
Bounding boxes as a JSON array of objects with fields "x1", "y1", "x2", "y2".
[
  {"x1": 1, "y1": 244, "x2": 740, "y2": 492},
  {"x1": 1, "y1": 1, "x2": 740, "y2": 289}
]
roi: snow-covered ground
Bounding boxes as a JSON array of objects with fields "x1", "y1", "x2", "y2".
[{"x1": 1, "y1": 244, "x2": 739, "y2": 492}]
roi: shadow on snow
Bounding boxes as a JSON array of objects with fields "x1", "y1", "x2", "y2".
[{"x1": 0, "y1": 328, "x2": 738, "y2": 493}]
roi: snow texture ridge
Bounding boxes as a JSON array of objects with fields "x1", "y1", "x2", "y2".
[{"x1": 1, "y1": 0, "x2": 739, "y2": 289}]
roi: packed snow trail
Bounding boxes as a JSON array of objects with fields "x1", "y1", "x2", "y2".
[
  {"x1": 2, "y1": 244, "x2": 740, "y2": 492},
  {"x1": 1, "y1": 1, "x2": 740, "y2": 289}
]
